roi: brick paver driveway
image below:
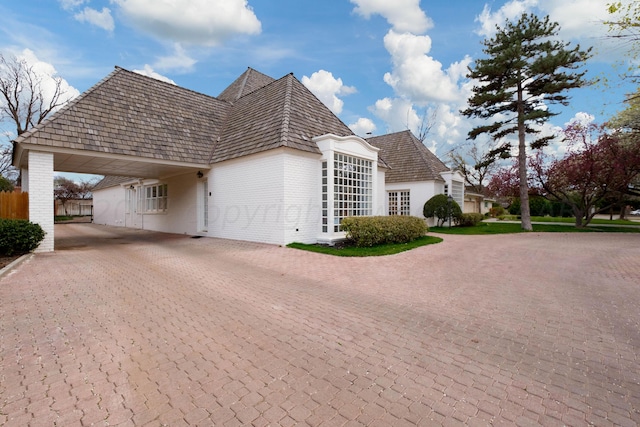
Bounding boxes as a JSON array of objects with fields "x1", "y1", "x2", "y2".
[{"x1": 1, "y1": 224, "x2": 639, "y2": 426}]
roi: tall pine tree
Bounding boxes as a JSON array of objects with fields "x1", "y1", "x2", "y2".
[{"x1": 462, "y1": 13, "x2": 591, "y2": 230}]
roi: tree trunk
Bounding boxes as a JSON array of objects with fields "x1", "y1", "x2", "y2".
[{"x1": 517, "y1": 80, "x2": 533, "y2": 231}]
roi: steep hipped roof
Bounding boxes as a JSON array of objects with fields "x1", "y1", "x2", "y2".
[
  {"x1": 367, "y1": 130, "x2": 449, "y2": 183},
  {"x1": 213, "y1": 73, "x2": 353, "y2": 163},
  {"x1": 14, "y1": 67, "x2": 229, "y2": 165},
  {"x1": 217, "y1": 67, "x2": 276, "y2": 102}
]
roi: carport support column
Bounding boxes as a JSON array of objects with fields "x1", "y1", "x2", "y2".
[{"x1": 28, "y1": 151, "x2": 54, "y2": 252}]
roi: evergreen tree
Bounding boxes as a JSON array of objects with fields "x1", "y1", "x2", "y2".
[{"x1": 461, "y1": 13, "x2": 591, "y2": 231}]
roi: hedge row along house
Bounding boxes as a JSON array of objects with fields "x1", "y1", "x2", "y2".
[{"x1": 12, "y1": 67, "x2": 465, "y2": 251}]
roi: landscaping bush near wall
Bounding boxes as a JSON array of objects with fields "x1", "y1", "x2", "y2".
[
  {"x1": 0, "y1": 219, "x2": 45, "y2": 256},
  {"x1": 489, "y1": 206, "x2": 506, "y2": 217},
  {"x1": 456, "y1": 213, "x2": 485, "y2": 227},
  {"x1": 341, "y1": 216, "x2": 428, "y2": 247}
]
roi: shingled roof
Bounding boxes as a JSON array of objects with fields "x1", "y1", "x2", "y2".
[
  {"x1": 367, "y1": 130, "x2": 449, "y2": 183},
  {"x1": 91, "y1": 175, "x2": 137, "y2": 191},
  {"x1": 15, "y1": 66, "x2": 361, "y2": 175},
  {"x1": 213, "y1": 73, "x2": 353, "y2": 163},
  {"x1": 14, "y1": 67, "x2": 229, "y2": 166},
  {"x1": 217, "y1": 67, "x2": 276, "y2": 102}
]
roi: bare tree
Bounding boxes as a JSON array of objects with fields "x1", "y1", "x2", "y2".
[
  {"x1": 415, "y1": 107, "x2": 438, "y2": 143},
  {"x1": 0, "y1": 53, "x2": 72, "y2": 180},
  {"x1": 0, "y1": 53, "x2": 69, "y2": 136},
  {"x1": 0, "y1": 141, "x2": 17, "y2": 181},
  {"x1": 54, "y1": 176, "x2": 80, "y2": 216},
  {"x1": 448, "y1": 143, "x2": 497, "y2": 194}
]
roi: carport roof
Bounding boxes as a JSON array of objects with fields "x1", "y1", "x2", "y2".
[{"x1": 13, "y1": 67, "x2": 228, "y2": 177}]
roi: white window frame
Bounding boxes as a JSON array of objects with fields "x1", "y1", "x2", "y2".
[
  {"x1": 388, "y1": 190, "x2": 410, "y2": 216},
  {"x1": 143, "y1": 183, "x2": 168, "y2": 214},
  {"x1": 331, "y1": 153, "x2": 373, "y2": 232}
]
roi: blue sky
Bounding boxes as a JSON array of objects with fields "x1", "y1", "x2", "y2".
[{"x1": 0, "y1": 0, "x2": 636, "y2": 181}]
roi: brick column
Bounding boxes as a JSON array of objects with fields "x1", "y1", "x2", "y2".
[{"x1": 28, "y1": 151, "x2": 54, "y2": 252}]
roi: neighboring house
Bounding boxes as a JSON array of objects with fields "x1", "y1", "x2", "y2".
[
  {"x1": 463, "y1": 186, "x2": 495, "y2": 215},
  {"x1": 367, "y1": 131, "x2": 465, "y2": 226},
  {"x1": 55, "y1": 199, "x2": 93, "y2": 216},
  {"x1": 12, "y1": 66, "x2": 461, "y2": 251}
]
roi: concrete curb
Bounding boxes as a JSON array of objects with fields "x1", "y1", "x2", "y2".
[{"x1": 0, "y1": 253, "x2": 33, "y2": 279}]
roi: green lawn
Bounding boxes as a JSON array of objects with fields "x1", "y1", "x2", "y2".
[
  {"x1": 432, "y1": 221, "x2": 640, "y2": 235},
  {"x1": 289, "y1": 217, "x2": 639, "y2": 256},
  {"x1": 287, "y1": 235, "x2": 443, "y2": 257},
  {"x1": 528, "y1": 216, "x2": 639, "y2": 225}
]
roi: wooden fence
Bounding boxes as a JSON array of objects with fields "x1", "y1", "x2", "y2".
[{"x1": 0, "y1": 191, "x2": 28, "y2": 220}]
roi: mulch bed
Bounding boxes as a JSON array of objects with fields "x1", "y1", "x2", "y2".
[{"x1": 0, "y1": 255, "x2": 21, "y2": 270}]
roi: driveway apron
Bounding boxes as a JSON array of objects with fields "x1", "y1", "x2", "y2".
[{"x1": 1, "y1": 223, "x2": 639, "y2": 426}]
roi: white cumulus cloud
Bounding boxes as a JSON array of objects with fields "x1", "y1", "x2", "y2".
[
  {"x1": 350, "y1": 0, "x2": 433, "y2": 33},
  {"x1": 370, "y1": 97, "x2": 419, "y2": 133},
  {"x1": 475, "y1": 0, "x2": 539, "y2": 37},
  {"x1": 74, "y1": 7, "x2": 115, "y2": 32},
  {"x1": 112, "y1": 0, "x2": 261, "y2": 46},
  {"x1": 58, "y1": 0, "x2": 86, "y2": 11},
  {"x1": 132, "y1": 65, "x2": 176, "y2": 84},
  {"x1": 302, "y1": 70, "x2": 356, "y2": 115},
  {"x1": 349, "y1": 118, "x2": 377, "y2": 137},
  {"x1": 476, "y1": 0, "x2": 619, "y2": 43},
  {"x1": 152, "y1": 44, "x2": 197, "y2": 73},
  {"x1": 382, "y1": 30, "x2": 470, "y2": 104},
  {"x1": 17, "y1": 49, "x2": 80, "y2": 104}
]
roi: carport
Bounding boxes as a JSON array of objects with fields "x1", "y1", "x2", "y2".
[
  {"x1": 11, "y1": 66, "x2": 222, "y2": 252},
  {"x1": 12, "y1": 142, "x2": 207, "y2": 252}
]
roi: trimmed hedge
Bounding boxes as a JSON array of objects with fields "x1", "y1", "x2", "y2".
[
  {"x1": 340, "y1": 216, "x2": 428, "y2": 247},
  {"x1": 423, "y1": 194, "x2": 462, "y2": 227},
  {"x1": 456, "y1": 213, "x2": 484, "y2": 227},
  {"x1": 0, "y1": 219, "x2": 45, "y2": 256}
]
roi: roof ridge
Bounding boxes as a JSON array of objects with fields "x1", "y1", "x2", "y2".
[
  {"x1": 235, "y1": 68, "x2": 252, "y2": 102},
  {"x1": 408, "y1": 131, "x2": 449, "y2": 170},
  {"x1": 232, "y1": 68, "x2": 278, "y2": 101},
  {"x1": 279, "y1": 73, "x2": 294, "y2": 145},
  {"x1": 117, "y1": 66, "x2": 230, "y2": 104}
]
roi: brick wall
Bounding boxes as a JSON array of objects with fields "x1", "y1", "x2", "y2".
[
  {"x1": 210, "y1": 150, "x2": 287, "y2": 245},
  {"x1": 283, "y1": 150, "x2": 321, "y2": 244},
  {"x1": 28, "y1": 151, "x2": 54, "y2": 252}
]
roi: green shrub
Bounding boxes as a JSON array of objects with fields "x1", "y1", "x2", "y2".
[
  {"x1": 489, "y1": 206, "x2": 506, "y2": 217},
  {"x1": 0, "y1": 176, "x2": 15, "y2": 192},
  {"x1": 457, "y1": 213, "x2": 484, "y2": 227},
  {"x1": 529, "y1": 196, "x2": 551, "y2": 216},
  {"x1": 0, "y1": 219, "x2": 46, "y2": 256},
  {"x1": 341, "y1": 216, "x2": 428, "y2": 247},
  {"x1": 423, "y1": 194, "x2": 462, "y2": 227},
  {"x1": 508, "y1": 198, "x2": 521, "y2": 215}
]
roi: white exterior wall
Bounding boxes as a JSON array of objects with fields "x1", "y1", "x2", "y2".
[
  {"x1": 91, "y1": 150, "x2": 323, "y2": 246},
  {"x1": 384, "y1": 180, "x2": 443, "y2": 219},
  {"x1": 141, "y1": 172, "x2": 197, "y2": 234},
  {"x1": 93, "y1": 185, "x2": 127, "y2": 227},
  {"x1": 94, "y1": 172, "x2": 199, "y2": 235},
  {"x1": 209, "y1": 150, "x2": 287, "y2": 245},
  {"x1": 440, "y1": 170, "x2": 465, "y2": 208},
  {"x1": 283, "y1": 151, "x2": 322, "y2": 244},
  {"x1": 27, "y1": 151, "x2": 54, "y2": 252},
  {"x1": 91, "y1": 140, "x2": 388, "y2": 246},
  {"x1": 374, "y1": 169, "x2": 386, "y2": 216}
]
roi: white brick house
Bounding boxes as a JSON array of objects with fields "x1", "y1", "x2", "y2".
[{"x1": 12, "y1": 67, "x2": 462, "y2": 250}]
